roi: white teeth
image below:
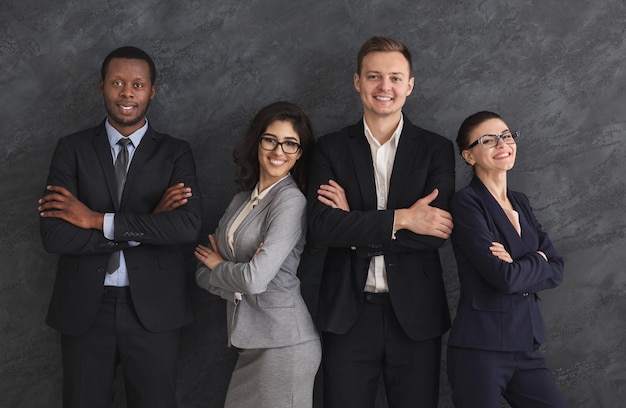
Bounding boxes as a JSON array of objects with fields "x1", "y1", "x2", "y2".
[
  {"x1": 270, "y1": 159, "x2": 286, "y2": 165},
  {"x1": 375, "y1": 96, "x2": 391, "y2": 101}
]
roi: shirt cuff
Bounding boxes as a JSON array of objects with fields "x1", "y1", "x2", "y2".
[{"x1": 103, "y1": 213, "x2": 115, "y2": 240}]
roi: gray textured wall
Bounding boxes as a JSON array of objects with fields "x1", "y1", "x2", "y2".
[{"x1": 1, "y1": 0, "x2": 625, "y2": 407}]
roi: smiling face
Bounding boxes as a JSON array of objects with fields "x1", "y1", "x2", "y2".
[
  {"x1": 99, "y1": 57, "x2": 155, "y2": 136},
  {"x1": 257, "y1": 120, "x2": 302, "y2": 191},
  {"x1": 462, "y1": 118, "x2": 517, "y2": 175},
  {"x1": 354, "y1": 51, "x2": 414, "y2": 122}
]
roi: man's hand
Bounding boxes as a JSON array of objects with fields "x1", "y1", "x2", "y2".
[
  {"x1": 38, "y1": 185, "x2": 104, "y2": 230},
  {"x1": 317, "y1": 179, "x2": 350, "y2": 211},
  {"x1": 393, "y1": 188, "x2": 453, "y2": 239},
  {"x1": 154, "y1": 183, "x2": 192, "y2": 213}
]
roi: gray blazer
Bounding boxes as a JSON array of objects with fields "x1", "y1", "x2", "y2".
[{"x1": 196, "y1": 176, "x2": 319, "y2": 349}]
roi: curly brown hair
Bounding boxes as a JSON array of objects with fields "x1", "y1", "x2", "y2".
[{"x1": 233, "y1": 101, "x2": 315, "y2": 192}]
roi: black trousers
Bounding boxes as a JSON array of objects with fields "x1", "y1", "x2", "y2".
[
  {"x1": 322, "y1": 293, "x2": 442, "y2": 408},
  {"x1": 447, "y1": 345, "x2": 568, "y2": 408},
  {"x1": 61, "y1": 287, "x2": 180, "y2": 408}
]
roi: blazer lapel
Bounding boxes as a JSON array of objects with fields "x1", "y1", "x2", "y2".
[
  {"x1": 470, "y1": 177, "x2": 524, "y2": 252},
  {"x1": 388, "y1": 121, "x2": 418, "y2": 209},
  {"x1": 227, "y1": 177, "x2": 294, "y2": 259},
  {"x1": 92, "y1": 122, "x2": 120, "y2": 211},
  {"x1": 218, "y1": 192, "x2": 248, "y2": 261},
  {"x1": 347, "y1": 122, "x2": 378, "y2": 211},
  {"x1": 237, "y1": 177, "x2": 293, "y2": 231},
  {"x1": 121, "y1": 125, "x2": 159, "y2": 208}
]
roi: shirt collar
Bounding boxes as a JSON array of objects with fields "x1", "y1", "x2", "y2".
[
  {"x1": 105, "y1": 118, "x2": 149, "y2": 148},
  {"x1": 363, "y1": 114, "x2": 404, "y2": 148},
  {"x1": 251, "y1": 175, "x2": 290, "y2": 203}
]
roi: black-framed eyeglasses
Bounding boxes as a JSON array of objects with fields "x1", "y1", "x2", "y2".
[
  {"x1": 466, "y1": 131, "x2": 519, "y2": 149},
  {"x1": 259, "y1": 137, "x2": 302, "y2": 154}
]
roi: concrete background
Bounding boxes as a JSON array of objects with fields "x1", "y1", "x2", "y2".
[{"x1": 1, "y1": 0, "x2": 624, "y2": 406}]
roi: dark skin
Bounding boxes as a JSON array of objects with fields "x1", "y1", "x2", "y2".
[
  {"x1": 38, "y1": 183, "x2": 192, "y2": 230},
  {"x1": 38, "y1": 56, "x2": 192, "y2": 229}
]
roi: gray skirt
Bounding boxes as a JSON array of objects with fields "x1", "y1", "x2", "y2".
[{"x1": 224, "y1": 339, "x2": 322, "y2": 408}]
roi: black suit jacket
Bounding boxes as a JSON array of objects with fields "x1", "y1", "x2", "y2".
[
  {"x1": 41, "y1": 121, "x2": 202, "y2": 335},
  {"x1": 447, "y1": 176, "x2": 564, "y2": 351},
  {"x1": 307, "y1": 118, "x2": 455, "y2": 341}
]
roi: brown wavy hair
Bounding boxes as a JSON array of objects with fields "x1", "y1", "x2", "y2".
[{"x1": 233, "y1": 101, "x2": 315, "y2": 192}]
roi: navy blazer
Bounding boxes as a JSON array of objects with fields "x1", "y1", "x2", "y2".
[
  {"x1": 448, "y1": 176, "x2": 564, "y2": 351},
  {"x1": 41, "y1": 121, "x2": 202, "y2": 335},
  {"x1": 307, "y1": 118, "x2": 455, "y2": 341}
]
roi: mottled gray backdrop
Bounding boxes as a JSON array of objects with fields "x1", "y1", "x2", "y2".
[{"x1": 1, "y1": 0, "x2": 624, "y2": 407}]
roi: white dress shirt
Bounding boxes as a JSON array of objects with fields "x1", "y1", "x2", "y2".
[{"x1": 362, "y1": 116, "x2": 404, "y2": 293}]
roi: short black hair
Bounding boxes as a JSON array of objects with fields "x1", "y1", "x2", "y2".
[{"x1": 101, "y1": 46, "x2": 156, "y2": 85}]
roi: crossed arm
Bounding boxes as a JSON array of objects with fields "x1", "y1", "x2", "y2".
[
  {"x1": 316, "y1": 179, "x2": 453, "y2": 240},
  {"x1": 38, "y1": 182, "x2": 194, "y2": 256},
  {"x1": 38, "y1": 183, "x2": 192, "y2": 230}
]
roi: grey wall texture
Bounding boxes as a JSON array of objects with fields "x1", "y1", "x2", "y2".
[{"x1": 1, "y1": 0, "x2": 625, "y2": 407}]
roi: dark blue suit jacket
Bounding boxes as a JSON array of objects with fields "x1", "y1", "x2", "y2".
[
  {"x1": 40, "y1": 121, "x2": 202, "y2": 335},
  {"x1": 448, "y1": 176, "x2": 564, "y2": 351},
  {"x1": 307, "y1": 118, "x2": 455, "y2": 341}
]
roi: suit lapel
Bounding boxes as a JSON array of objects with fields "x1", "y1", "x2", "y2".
[
  {"x1": 227, "y1": 177, "x2": 294, "y2": 258},
  {"x1": 347, "y1": 122, "x2": 378, "y2": 211},
  {"x1": 237, "y1": 177, "x2": 293, "y2": 231},
  {"x1": 92, "y1": 122, "x2": 120, "y2": 211},
  {"x1": 388, "y1": 121, "x2": 418, "y2": 209},
  {"x1": 121, "y1": 126, "x2": 160, "y2": 208},
  {"x1": 220, "y1": 192, "x2": 248, "y2": 260},
  {"x1": 470, "y1": 177, "x2": 524, "y2": 253}
]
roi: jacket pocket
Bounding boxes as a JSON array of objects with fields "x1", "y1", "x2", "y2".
[
  {"x1": 471, "y1": 292, "x2": 511, "y2": 312},
  {"x1": 255, "y1": 292, "x2": 294, "y2": 308}
]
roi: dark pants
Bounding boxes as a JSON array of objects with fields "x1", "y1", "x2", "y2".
[
  {"x1": 61, "y1": 287, "x2": 180, "y2": 408},
  {"x1": 447, "y1": 345, "x2": 568, "y2": 408},
  {"x1": 322, "y1": 293, "x2": 442, "y2": 408}
]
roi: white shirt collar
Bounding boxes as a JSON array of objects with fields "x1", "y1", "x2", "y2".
[{"x1": 363, "y1": 114, "x2": 404, "y2": 148}]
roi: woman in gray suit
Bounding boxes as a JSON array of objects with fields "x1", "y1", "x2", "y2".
[{"x1": 195, "y1": 101, "x2": 320, "y2": 408}]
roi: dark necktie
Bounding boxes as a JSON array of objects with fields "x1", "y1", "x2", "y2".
[
  {"x1": 115, "y1": 138, "x2": 131, "y2": 203},
  {"x1": 108, "y1": 138, "x2": 132, "y2": 274}
]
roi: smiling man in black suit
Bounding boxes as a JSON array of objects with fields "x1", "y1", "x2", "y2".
[
  {"x1": 307, "y1": 36, "x2": 455, "y2": 408},
  {"x1": 38, "y1": 46, "x2": 202, "y2": 408}
]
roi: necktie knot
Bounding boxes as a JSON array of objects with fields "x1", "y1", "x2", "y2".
[{"x1": 117, "y1": 138, "x2": 131, "y2": 148}]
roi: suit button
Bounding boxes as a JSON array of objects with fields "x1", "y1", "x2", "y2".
[
  {"x1": 522, "y1": 292, "x2": 529, "y2": 297},
  {"x1": 97, "y1": 267, "x2": 106, "y2": 273}
]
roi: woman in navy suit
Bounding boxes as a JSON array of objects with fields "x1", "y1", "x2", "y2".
[
  {"x1": 447, "y1": 111, "x2": 568, "y2": 408},
  {"x1": 194, "y1": 102, "x2": 320, "y2": 407}
]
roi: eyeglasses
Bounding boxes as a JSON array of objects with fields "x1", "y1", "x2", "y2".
[
  {"x1": 259, "y1": 137, "x2": 302, "y2": 154},
  {"x1": 466, "y1": 131, "x2": 519, "y2": 149}
]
